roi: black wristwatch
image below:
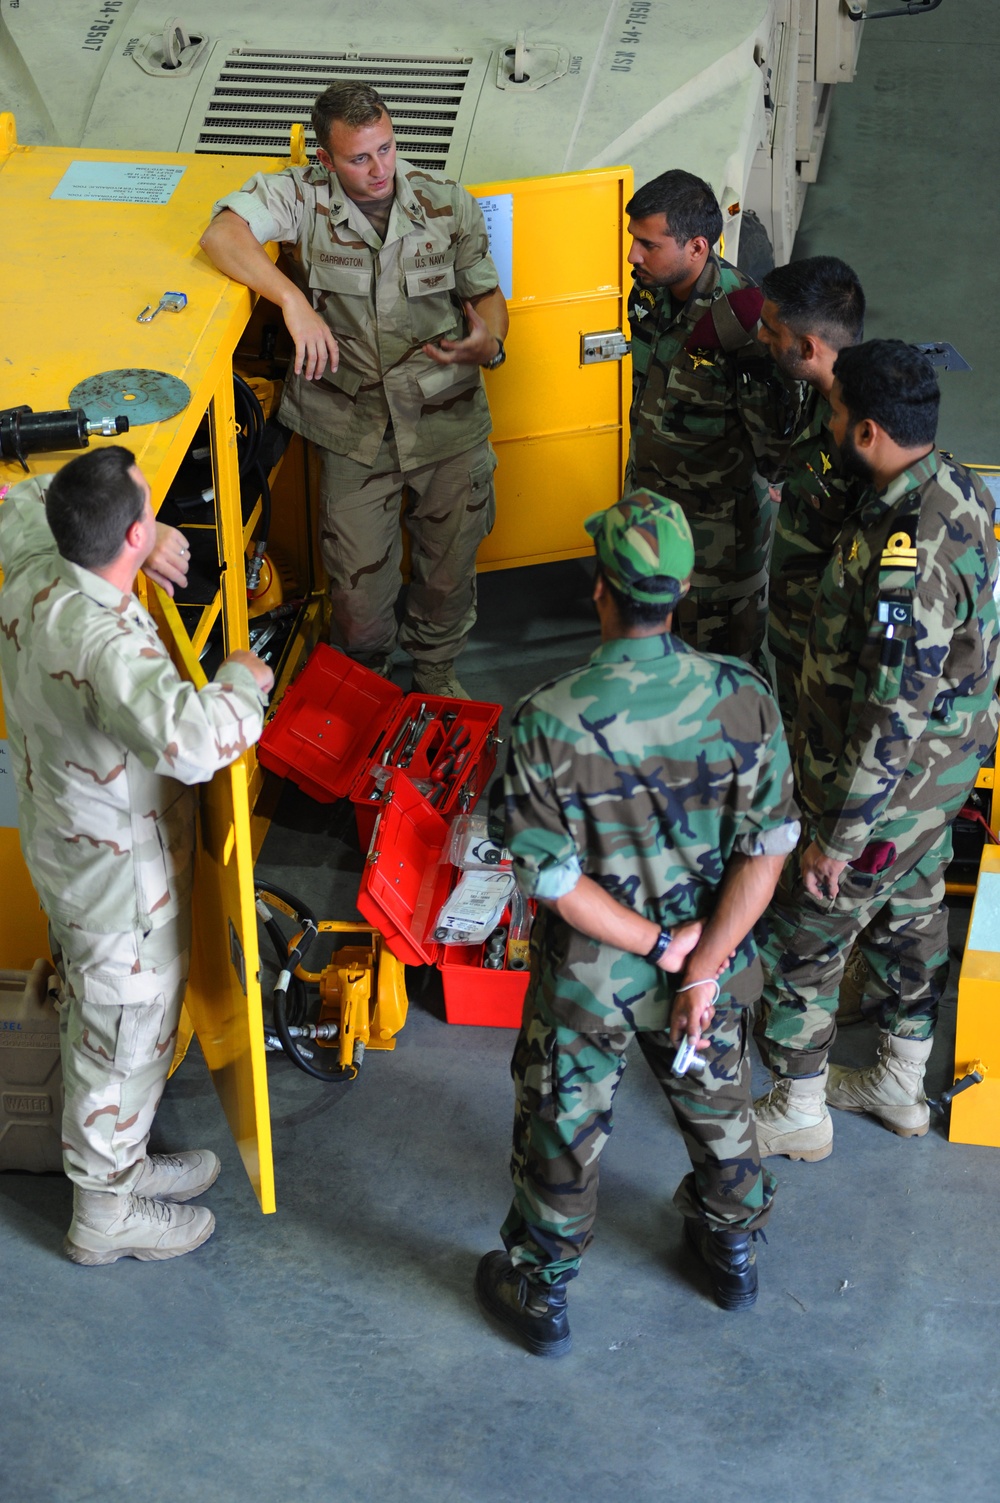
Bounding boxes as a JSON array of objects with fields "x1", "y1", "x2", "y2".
[
  {"x1": 482, "y1": 336, "x2": 506, "y2": 371},
  {"x1": 643, "y1": 928, "x2": 673, "y2": 964}
]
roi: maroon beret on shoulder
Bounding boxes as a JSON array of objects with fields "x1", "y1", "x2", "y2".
[{"x1": 685, "y1": 286, "x2": 764, "y2": 351}]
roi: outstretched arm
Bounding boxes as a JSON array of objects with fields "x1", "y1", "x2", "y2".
[{"x1": 200, "y1": 209, "x2": 340, "y2": 380}]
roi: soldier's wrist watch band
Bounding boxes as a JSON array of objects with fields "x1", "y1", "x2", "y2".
[
  {"x1": 643, "y1": 928, "x2": 673, "y2": 964},
  {"x1": 482, "y1": 336, "x2": 506, "y2": 370}
]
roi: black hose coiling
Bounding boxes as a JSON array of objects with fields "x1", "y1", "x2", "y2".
[
  {"x1": 254, "y1": 883, "x2": 355, "y2": 1084},
  {"x1": 233, "y1": 372, "x2": 272, "y2": 543}
]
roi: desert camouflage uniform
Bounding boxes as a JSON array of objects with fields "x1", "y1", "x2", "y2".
[
  {"x1": 213, "y1": 160, "x2": 500, "y2": 668},
  {"x1": 627, "y1": 255, "x2": 799, "y2": 662},
  {"x1": 758, "y1": 452, "x2": 1000, "y2": 1078},
  {"x1": 0, "y1": 475, "x2": 267, "y2": 1190},
  {"x1": 500, "y1": 632, "x2": 799, "y2": 1285},
  {"x1": 767, "y1": 390, "x2": 860, "y2": 732}
]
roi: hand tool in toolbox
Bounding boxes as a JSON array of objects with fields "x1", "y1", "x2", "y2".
[
  {"x1": 357, "y1": 776, "x2": 531, "y2": 1029},
  {"x1": 257, "y1": 644, "x2": 503, "y2": 846}
]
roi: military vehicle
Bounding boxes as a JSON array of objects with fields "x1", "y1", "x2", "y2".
[{"x1": 0, "y1": 0, "x2": 882, "y2": 268}]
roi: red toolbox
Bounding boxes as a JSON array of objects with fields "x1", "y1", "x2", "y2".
[
  {"x1": 357, "y1": 773, "x2": 530, "y2": 1029},
  {"x1": 258, "y1": 644, "x2": 503, "y2": 847}
]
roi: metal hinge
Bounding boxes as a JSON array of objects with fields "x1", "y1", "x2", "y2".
[{"x1": 580, "y1": 330, "x2": 630, "y2": 365}]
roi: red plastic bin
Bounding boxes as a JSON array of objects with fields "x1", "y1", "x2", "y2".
[
  {"x1": 357, "y1": 772, "x2": 528, "y2": 1029},
  {"x1": 258, "y1": 644, "x2": 502, "y2": 848}
]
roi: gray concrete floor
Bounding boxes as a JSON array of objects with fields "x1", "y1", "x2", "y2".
[{"x1": 4, "y1": 5, "x2": 1000, "y2": 1501}]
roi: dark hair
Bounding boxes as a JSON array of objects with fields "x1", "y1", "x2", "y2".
[
  {"x1": 761, "y1": 256, "x2": 865, "y2": 349},
  {"x1": 626, "y1": 169, "x2": 723, "y2": 247},
  {"x1": 311, "y1": 82, "x2": 389, "y2": 148},
  {"x1": 45, "y1": 446, "x2": 144, "y2": 569},
  {"x1": 833, "y1": 340, "x2": 940, "y2": 448},
  {"x1": 595, "y1": 563, "x2": 673, "y2": 629}
]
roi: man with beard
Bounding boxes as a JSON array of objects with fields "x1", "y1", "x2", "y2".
[
  {"x1": 756, "y1": 256, "x2": 866, "y2": 728},
  {"x1": 753, "y1": 341, "x2": 1000, "y2": 1158},
  {"x1": 756, "y1": 256, "x2": 886, "y2": 1033},
  {"x1": 626, "y1": 170, "x2": 798, "y2": 663}
]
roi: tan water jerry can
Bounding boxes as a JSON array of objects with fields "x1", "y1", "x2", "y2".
[{"x1": 0, "y1": 960, "x2": 63, "y2": 1173}]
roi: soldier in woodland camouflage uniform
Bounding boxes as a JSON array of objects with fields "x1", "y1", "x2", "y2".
[
  {"x1": 757, "y1": 256, "x2": 889, "y2": 1027},
  {"x1": 626, "y1": 170, "x2": 799, "y2": 664},
  {"x1": 475, "y1": 490, "x2": 799, "y2": 1357},
  {"x1": 203, "y1": 81, "x2": 508, "y2": 699},
  {"x1": 0, "y1": 448, "x2": 271, "y2": 1263},
  {"x1": 753, "y1": 342, "x2": 1000, "y2": 1160},
  {"x1": 757, "y1": 257, "x2": 867, "y2": 729}
]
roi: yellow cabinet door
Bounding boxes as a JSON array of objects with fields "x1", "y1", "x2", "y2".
[{"x1": 470, "y1": 167, "x2": 633, "y2": 570}]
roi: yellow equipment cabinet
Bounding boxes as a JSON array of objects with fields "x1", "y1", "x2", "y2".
[{"x1": 0, "y1": 115, "x2": 281, "y2": 1210}]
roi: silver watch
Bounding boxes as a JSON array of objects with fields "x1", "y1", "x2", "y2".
[{"x1": 482, "y1": 336, "x2": 506, "y2": 371}]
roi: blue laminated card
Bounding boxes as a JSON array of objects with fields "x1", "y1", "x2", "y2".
[{"x1": 51, "y1": 161, "x2": 186, "y2": 205}]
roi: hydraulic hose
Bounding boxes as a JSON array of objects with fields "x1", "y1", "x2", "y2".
[
  {"x1": 234, "y1": 374, "x2": 272, "y2": 590},
  {"x1": 254, "y1": 883, "x2": 356, "y2": 1084}
]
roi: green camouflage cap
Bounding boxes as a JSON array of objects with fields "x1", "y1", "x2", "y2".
[{"x1": 585, "y1": 489, "x2": 695, "y2": 606}]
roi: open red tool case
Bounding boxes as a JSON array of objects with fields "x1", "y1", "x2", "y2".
[
  {"x1": 258, "y1": 644, "x2": 503, "y2": 847},
  {"x1": 356, "y1": 773, "x2": 529, "y2": 1028},
  {"x1": 258, "y1": 647, "x2": 525, "y2": 1025}
]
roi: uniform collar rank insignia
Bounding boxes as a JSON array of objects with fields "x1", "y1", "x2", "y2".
[{"x1": 879, "y1": 529, "x2": 917, "y2": 571}]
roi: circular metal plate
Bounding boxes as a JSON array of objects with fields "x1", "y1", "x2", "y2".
[{"x1": 68, "y1": 368, "x2": 191, "y2": 427}]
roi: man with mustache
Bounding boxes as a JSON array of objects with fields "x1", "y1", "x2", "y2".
[{"x1": 753, "y1": 342, "x2": 1000, "y2": 1156}]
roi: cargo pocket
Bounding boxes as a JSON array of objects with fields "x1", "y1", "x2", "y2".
[
  {"x1": 75, "y1": 967, "x2": 170, "y2": 1079},
  {"x1": 403, "y1": 260, "x2": 459, "y2": 343},
  {"x1": 468, "y1": 449, "x2": 497, "y2": 534},
  {"x1": 318, "y1": 364, "x2": 363, "y2": 399},
  {"x1": 663, "y1": 363, "x2": 729, "y2": 441},
  {"x1": 512, "y1": 1018, "x2": 558, "y2": 1123},
  {"x1": 416, "y1": 361, "x2": 482, "y2": 401}
]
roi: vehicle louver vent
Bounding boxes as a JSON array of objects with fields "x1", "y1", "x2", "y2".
[{"x1": 196, "y1": 49, "x2": 472, "y2": 169}]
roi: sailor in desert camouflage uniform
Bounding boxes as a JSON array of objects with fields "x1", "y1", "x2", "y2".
[
  {"x1": 753, "y1": 342, "x2": 1000, "y2": 1160},
  {"x1": 626, "y1": 170, "x2": 799, "y2": 664},
  {"x1": 475, "y1": 490, "x2": 799, "y2": 1357},
  {"x1": 0, "y1": 447, "x2": 272, "y2": 1264},
  {"x1": 202, "y1": 80, "x2": 508, "y2": 699}
]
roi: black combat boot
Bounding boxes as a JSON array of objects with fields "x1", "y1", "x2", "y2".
[
  {"x1": 475, "y1": 1251, "x2": 572, "y2": 1356},
  {"x1": 684, "y1": 1220, "x2": 761, "y2": 1311}
]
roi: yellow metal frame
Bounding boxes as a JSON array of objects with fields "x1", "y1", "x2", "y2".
[
  {"x1": 949, "y1": 465, "x2": 1000, "y2": 1143},
  {"x1": 294, "y1": 920, "x2": 408, "y2": 1074},
  {"x1": 0, "y1": 116, "x2": 281, "y2": 1208}
]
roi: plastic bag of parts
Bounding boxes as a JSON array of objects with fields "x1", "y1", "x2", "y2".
[
  {"x1": 433, "y1": 870, "x2": 516, "y2": 945},
  {"x1": 446, "y1": 814, "x2": 511, "y2": 870}
]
